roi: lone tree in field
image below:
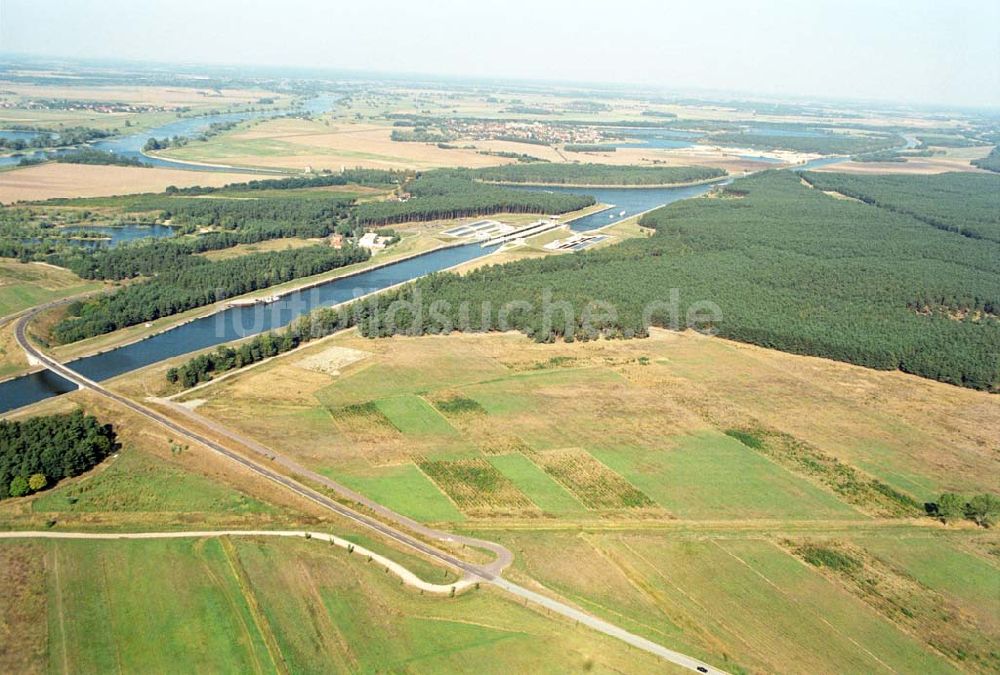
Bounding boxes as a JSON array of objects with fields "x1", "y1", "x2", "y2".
[
  {"x1": 965, "y1": 494, "x2": 1000, "y2": 528},
  {"x1": 936, "y1": 493, "x2": 967, "y2": 523}
]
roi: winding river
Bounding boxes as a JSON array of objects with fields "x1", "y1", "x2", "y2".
[{"x1": 0, "y1": 94, "x2": 339, "y2": 171}]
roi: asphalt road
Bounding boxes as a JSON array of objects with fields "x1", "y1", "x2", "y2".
[{"x1": 12, "y1": 304, "x2": 726, "y2": 674}]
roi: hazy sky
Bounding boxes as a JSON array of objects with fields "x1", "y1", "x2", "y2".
[{"x1": 2, "y1": 0, "x2": 998, "y2": 107}]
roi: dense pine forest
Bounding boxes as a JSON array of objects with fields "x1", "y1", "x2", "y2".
[
  {"x1": 802, "y1": 171, "x2": 1000, "y2": 243},
  {"x1": 0, "y1": 410, "x2": 118, "y2": 500},
  {"x1": 352, "y1": 172, "x2": 594, "y2": 225},
  {"x1": 129, "y1": 197, "x2": 353, "y2": 234},
  {"x1": 53, "y1": 245, "x2": 368, "y2": 343},
  {"x1": 353, "y1": 171, "x2": 999, "y2": 390},
  {"x1": 163, "y1": 168, "x2": 405, "y2": 195},
  {"x1": 55, "y1": 149, "x2": 148, "y2": 166},
  {"x1": 470, "y1": 163, "x2": 726, "y2": 185},
  {"x1": 703, "y1": 132, "x2": 902, "y2": 155},
  {"x1": 972, "y1": 146, "x2": 1000, "y2": 173},
  {"x1": 167, "y1": 325, "x2": 306, "y2": 387}
]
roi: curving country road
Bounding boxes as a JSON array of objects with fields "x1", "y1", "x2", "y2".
[
  {"x1": 11, "y1": 304, "x2": 726, "y2": 674},
  {"x1": 12, "y1": 305, "x2": 508, "y2": 580},
  {"x1": 0, "y1": 529, "x2": 476, "y2": 594}
]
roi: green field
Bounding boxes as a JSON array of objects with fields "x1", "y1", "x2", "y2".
[
  {"x1": 590, "y1": 431, "x2": 863, "y2": 520},
  {"x1": 227, "y1": 536, "x2": 675, "y2": 673},
  {"x1": 47, "y1": 538, "x2": 274, "y2": 673},
  {"x1": 1, "y1": 536, "x2": 675, "y2": 674},
  {"x1": 851, "y1": 444, "x2": 943, "y2": 499},
  {"x1": 0, "y1": 260, "x2": 101, "y2": 318},
  {"x1": 190, "y1": 329, "x2": 999, "y2": 523},
  {"x1": 159, "y1": 136, "x2": 420, "y2": 169},
  {"x1": 162, "y1": 137, "x2": 314, "y2": 161},
  {"x1": 856, "y1": 535, "x2": 1000, "y2": 632},
  {"x1": 314, "y1": 347, "x2": 508, "y2": 410},
  {"x1": 709, "y1": 538, "x2": 956, "y2": 672},
  {"x1": 375, "y1": 394, "x2": 461, "y2": 437},
  {"x1": 31, "y1": 447, "x2": 274, "y2": 515},
  {"x1": 487, "y1": 453, "x2": 585, "y2": 515},
  {"x1": 331, "y1": 463, "x2": 465, "y2": 522},
  {"x1": 494, "y1": 530, "x2": 976, "y2": 674}
]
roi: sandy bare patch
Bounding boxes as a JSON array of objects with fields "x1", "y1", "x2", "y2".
[
  {"x1": 822, "y1": 190, "x2": 863, "y2": 203},
  {"x1": 0, "y1": 164, "x2": 260, "y2": 203},
  {"x1": 178, "y1": 398, "x2": 207, "y2": 410},
  {"x1": 294, "y1": 346, "x2": 370, "y2": 376}
]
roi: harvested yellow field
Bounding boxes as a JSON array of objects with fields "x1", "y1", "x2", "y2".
[
  {"x1": 559, "y1": 145, "x2": 789, "y2": 173},
  {"x1": 532, "y1": 447, "x2": 657, "y2": 511},
  {"x1": 159, "y1": 118, "x2": 511, "y2": 171},
  {"x1": 0, "y1": 319, "x2": 30, "y2": 380},
  {"x1": 0, "y1": 163, "x2": 261, "y2": 203},
  {"x1": 814, "y1": 150, "x2": 993, "y2": 175},
  {"x1": 0, "y1": 83, "x2": 283, "y2": 108},
  {"x1": 812, "y1": 160, "x2": 969, "y2": 175},
  {"x1": 418, "y1": 457, "x2": 540, "y2": 517}
]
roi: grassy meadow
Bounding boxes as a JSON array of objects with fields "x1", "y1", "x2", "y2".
[
  {"x1": 0, "y1": 536, "x2": 677, "y2": 674},
  {"x1": 30, "y1": 446, "x2": 275, "y2": 515},
  {"x1": 0, "y1": 260, "x2": 102, "y2": 319},
  {"x1": 0, "y1": 260, "x2": 104, "y2": 379},
  {"x1": 475, "y1": 528, "x2": 1000, "y2": 674},
  {"x1": 183, "y1": 330, "x2": 999, "y2": 523},
  {"x1": 156, "y1": 327, "x2": 1000, "y2": 671}
]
